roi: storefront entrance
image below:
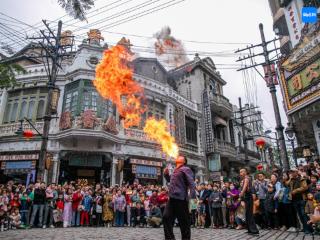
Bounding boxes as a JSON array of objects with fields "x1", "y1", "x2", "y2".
[
  {"x1": 0, "y1": 152, "x2": 38, "y2": 184},
  {"x1": 123, "y1": 158, "x2": 163, "y2": 185},
  {"x1": 59, "y1": 152, "x2": 112, "y2": 186}
]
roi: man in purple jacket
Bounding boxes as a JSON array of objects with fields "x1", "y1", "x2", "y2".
[{"x1": 163, "y1": 155, "x2": 196, "y2": 240}]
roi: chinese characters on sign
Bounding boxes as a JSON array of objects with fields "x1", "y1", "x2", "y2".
[
  {"x1": 286, "y1": 58, "x2": 320, "y2": 106},
  {"x1": 263, "y1": 63, "x2": 279, "y2": 87}
]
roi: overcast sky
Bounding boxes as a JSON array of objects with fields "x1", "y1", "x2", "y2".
[{"x1": 1, "y1": 0, "x2": 289, "y2": 132}]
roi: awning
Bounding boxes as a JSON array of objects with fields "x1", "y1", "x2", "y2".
[{"x1": 214, "y1": 116, "x2": 227, "y2": 127}]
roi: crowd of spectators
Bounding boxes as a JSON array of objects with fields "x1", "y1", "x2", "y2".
[{"x1": 0, "y1": 161, "x2": 320, "y2": 235}]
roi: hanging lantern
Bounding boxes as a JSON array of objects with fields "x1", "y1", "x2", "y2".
[
  {"x1": 255, "y1": 137, "x2": 266, "y2": 149},
  {"x1": 256, "y1": 164, "x2": 264, "y2": 171},
  {"x1": 23, "y1": 130, "x2": 35, "y2": 139}
]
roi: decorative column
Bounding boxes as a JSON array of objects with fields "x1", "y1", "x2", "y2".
[
  {"x1": 111, "y1": 156, "x2": 117, "y2": 186},
  {"x1": 166, "y1": 102, "x2": 175, "y2": 136},
  {"x1": 51, "y1": 152, "x2": 59, "y2": 183}
]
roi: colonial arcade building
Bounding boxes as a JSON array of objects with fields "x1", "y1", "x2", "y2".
[{"x1": 0, "y1": 30, "x2": 257, "y2": 185}]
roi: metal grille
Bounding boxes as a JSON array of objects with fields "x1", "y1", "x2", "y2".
[{"x1": 202, "y1": 90, "x2": 214, "y2": 153}]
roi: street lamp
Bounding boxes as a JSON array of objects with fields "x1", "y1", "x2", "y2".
[{"x1": 285, "y1": 122, "x2": 298, "y2": 167}]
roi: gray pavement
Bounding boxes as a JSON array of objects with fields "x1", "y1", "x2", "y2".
[{"x1": 0, "y1": 227, "x2": 314, "y2": 240}]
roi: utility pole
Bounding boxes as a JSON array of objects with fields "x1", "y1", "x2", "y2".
[
  {"x1": 238, "y1": 97, "x2": 248, "y2": 163},
  {"x1": 235, "y1": 23, "x2": 289, "y2": 171},
  {"x1": 234, "y1": 99, "x2": 261, "y2": 164},
  {"x1": 28, "y1": 20, "x2": 74, "y2": 182}
]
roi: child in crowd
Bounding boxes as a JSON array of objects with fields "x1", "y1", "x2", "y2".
[
  {"x1": 305, "y1": 193, "x2": 316, "y2": 217},
  {"x1": 0, "y1": 208, "x2": 9, "y2": 231},
  {"x1": 197, "y1": 198, "x2": 206, "y2": 229},
  {"x1": 81, "y1": 190, "x2": 92, "y2": 227},
  {"x1": 143, "y1": 197, "x2": 150, "y2": 218},
  {"x1": 9, "y1": 208, "x2": 21, "y2": 229},
  {"x1": 265, "y1": 184, "x2": 278, "y2": 229},
  {"x1": 20, "y1": 192, "x2": 31, "y2": 226},
  {"x1": 53, "y1": 194, "x2": 64, "y2": 227},
  {"x1": 235, "y1": 201, "x2": 246, "y2": 230},
  {"x1": 189, "y1": 197, "x2": 198, "y2": 228}
]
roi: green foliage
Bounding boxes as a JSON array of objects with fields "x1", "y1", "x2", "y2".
[
  {"x1": 57, "y1": 0, "x2": 95, "y2": 21},
  {"x1": 0, "y1": 63, "x2": 26, "y2": 88}
]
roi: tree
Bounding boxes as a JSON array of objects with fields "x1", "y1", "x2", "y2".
[
  {"x1": 0, "y1": 62, "x2": 26, "y2": 88},
  {"x1": 57, "y1": 0, "x2": 95, "y2": 21}
]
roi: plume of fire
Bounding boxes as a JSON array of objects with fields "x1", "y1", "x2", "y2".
[
  {"x1": 154, "y1": 26, "x2": 188, "y2": 67},
  {"x1": 93, "y1": 44, "x2": 145, "y2": 128},
  {"x1": 94, "y1": 40, "x2": 179, "y2": 159},
  {"x1": 143, "y1": 118, "x2": 179, "y2": 159}
]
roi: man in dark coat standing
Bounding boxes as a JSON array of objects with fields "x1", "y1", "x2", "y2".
[{"x1": 163, "y1": 156, "x2": 196, "y2": 240}]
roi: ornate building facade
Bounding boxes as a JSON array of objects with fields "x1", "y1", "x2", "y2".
[{"x1": 0, "y1": 31, "x2": 261, "y2": 185}]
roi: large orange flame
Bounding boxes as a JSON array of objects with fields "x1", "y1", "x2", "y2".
[
  {"x1": 143, "y1": 118, "x2": 179, "y2": 159},
  {"x1": 93, "y1": 45, "x2": 145, "y2": 128},
  {"x1": 94, "y1": 43, "x2": 179, "y2": 159}
]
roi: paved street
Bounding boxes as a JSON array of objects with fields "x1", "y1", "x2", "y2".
[{"x1": 0, "y1": 227, "x2": 315, "y2": 240}]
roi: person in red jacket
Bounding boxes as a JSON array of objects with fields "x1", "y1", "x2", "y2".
[
  {"x1": 71, "y1": 187, "x2": 82, "y2": 227},
  {"x1": 149, "y1": 191, "x2": 158, "y2": 207},
  {"x1": 10, "y1": 194, "x2": 21, "y2": 209},
  {"x1": 157, "y1": 187, "x2": 169, "y2": 214}
]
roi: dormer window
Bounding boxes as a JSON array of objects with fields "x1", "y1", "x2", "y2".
[{"x1": 152, "y1": 65, "x2": 158, "y2": 73}]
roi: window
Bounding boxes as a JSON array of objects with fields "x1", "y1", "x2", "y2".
[
  {"x1": 138, "y1": 100, "x2": 165, "y2": 129},
  {"x1": 19, "y1": 100, "x2": 27, "y2": 120},
  {"x1": 27, "y1": 98, "x2": 35, "y2": 119},
  {"x1": 83, "y1": 90, "x2": 90, "y2": 111},
  {"x1": 63, "y1": 80, "x2": 115, "y2": 119},
  {"x1": 65, "y1": 93, "x2": 72, "y2": 112},
  {"x1": 92, "y1": 92, "x2": 98, "y2": 112},
  {"x1": 2, "y1": 88, "x2": 48, "y2": 124},
  {"x1": 3, "y1": 102, "x2": 12, "y2": 123},
  {"x1": 37, "y1": 98, "x2": 45, "y2": 119},
  {"x1": 10, "y1": 101, "x2": 18, "y2": 122},
  {"x1": 185, "y1": 116, "x2": 197, "y2": 145},
  {"x1": 71, "y1": 91, "x2": 78, "y2": 114}
]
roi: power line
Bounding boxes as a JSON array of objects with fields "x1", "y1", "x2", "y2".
[{"x1": 73, "y1": 0, "x2": 175, "y2": 36}]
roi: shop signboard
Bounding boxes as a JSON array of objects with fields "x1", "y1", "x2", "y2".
[
  {"x1": 280, "y1": 27, "x2": 320, "y2": 114},
  {"x1": 0, "y1": 153, "x2": 39, "y2": 161}
]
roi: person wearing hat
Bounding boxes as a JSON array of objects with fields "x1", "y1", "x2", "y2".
[
  {"x1": 286, "y1": 168, "x2": 312, "y2": 234},
  {"x1": 163, "y1": 155, "x2": 196, "y2": 240}
]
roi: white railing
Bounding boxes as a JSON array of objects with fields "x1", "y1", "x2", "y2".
[
  {"x1": 214, "y1": 139, "x2": 236, "y2": 157},
  {"x1": 210, "y1": 93, "x2": 233, "y2": 112},
  {"x1": 0, "y1": 121, "x2": 44, "y2": 137},
  {"x1": 123, "y1": 128, "x2": 155, "y2": 142}
]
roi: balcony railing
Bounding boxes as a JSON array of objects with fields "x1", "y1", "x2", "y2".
[
  {"x1": 210, "y1": 93, "x2": 233, "y2": 113},
  {"x1": 124, "y1": 128, "x2": 154, "y2": 142},
  {"x1": 214, "y1": 139, "x2": 236, "y2": 157},
  {"x1": 0, "y1": 121, "x2": 44, "y2": 137}
]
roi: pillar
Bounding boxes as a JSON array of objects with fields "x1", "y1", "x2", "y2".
[
  {"x1": 111, "y1": 156, "x2": 117, "y2": 186},
  {"x1": 51, "y1": 152, "x2": 59, "y2": 184}
]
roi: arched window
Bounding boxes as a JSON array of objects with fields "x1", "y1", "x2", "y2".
[
  {"x1": 27, "y1": 100, "x2": 35, "y2": 119},
  {"x1": 37, "y1": 99, "x2": 45, "y2": 119},
  {"x1": 10, "y1": 102, "x2": 18, "y2": 122},
  {"x1": 3, "y1": 103, "x2": 12, "y2": 123},
  {"x1": 19, "y1": 101, "x2": 27, "y2": 120}
]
